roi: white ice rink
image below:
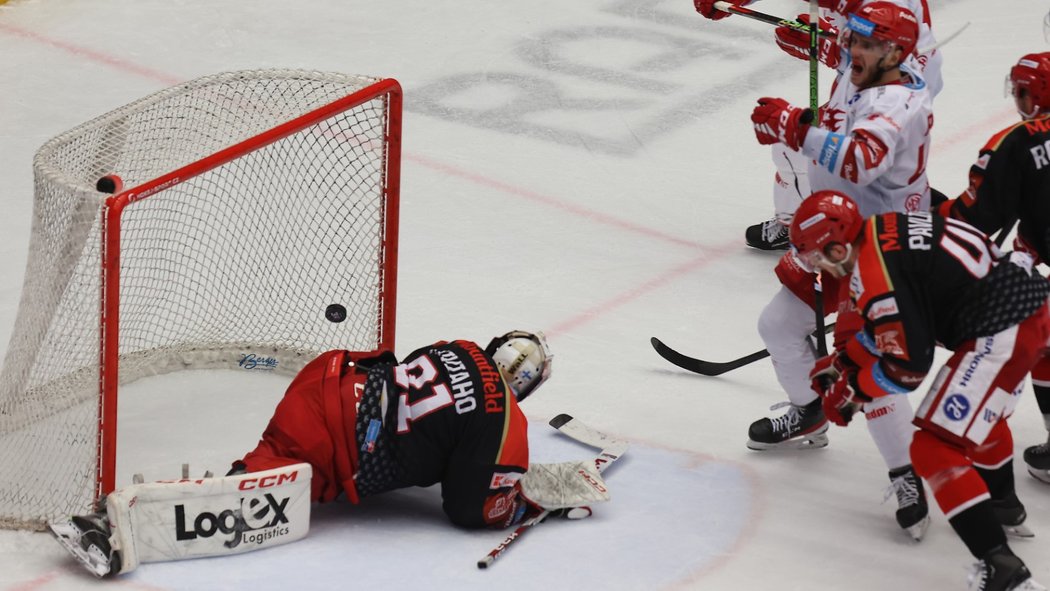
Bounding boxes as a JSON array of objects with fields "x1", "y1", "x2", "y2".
[{"x1": 1, "y1": 0, "x2": 1049, "y2": 589}]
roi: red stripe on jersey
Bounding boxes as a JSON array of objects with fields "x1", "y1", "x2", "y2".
[
  {"x1": 982, "y1": 120, "x2": 1028, "y2": 152},
  {"x1": 496, "y1": 392, "x2": 529, "y2": 468},
  {"x1": 853, "y1": 218, "x2": 896, "y2": 316}
]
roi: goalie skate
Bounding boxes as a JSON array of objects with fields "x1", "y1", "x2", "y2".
[{"x1": 48, "y1": 515, "x2": 120, "y2": 578}]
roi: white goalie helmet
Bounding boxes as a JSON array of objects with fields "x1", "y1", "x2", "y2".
[{"x1": 485, "y1": 330, "x2": 552, "y2": 402}]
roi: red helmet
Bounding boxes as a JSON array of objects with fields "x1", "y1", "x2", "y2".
[
  {"x1": 789, "y1": 191, "x2": 864, "y2": 259},
  {"x1": 847, "y1": 1, "x2": 919, "y2": 57},
  {"x1": 1009, "y1": 53, "x2": 1050, "y2": 117}
]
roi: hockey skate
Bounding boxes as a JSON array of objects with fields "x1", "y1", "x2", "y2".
[
  {"x1": 48, "y1": 513, "x2": 121, "y2": 577},
  {"x1": 967, "y1": 545, "x2": 1047, "y2": 591},
  {"x1": 747, "y1": 399, "x2": 829, "y2": 450},
  {"x1": 886, "y1": 465, "x2": 930, "y2": 542},
  {"x1": 745, "y1": 217, "x2": 790, "y2": 251},
  {"x1": 1023, "y1": 434, "x2": 1050, "y2": 484},
  {"x1": 991, "y1": 492, "x2": 1034, "y2": 539}
]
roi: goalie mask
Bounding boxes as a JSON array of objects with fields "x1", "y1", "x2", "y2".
[{"x1": 485, "y1": 331, "x2": 552, "y2": 402}]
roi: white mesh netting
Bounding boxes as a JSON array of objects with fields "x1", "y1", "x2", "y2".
[{"x1": 0, "y1": 70, "x2": 399, "y2": 530}]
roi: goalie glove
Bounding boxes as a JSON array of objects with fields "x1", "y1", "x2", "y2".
[
  {"x1": 774, "y1": 13, "x2": 841, "y2": 69},
  {"x1": 519, "y1": 460, "x2": 611, "y2": 510},
  {"x1": 751, "y1": 97, "x2": 812, "y2": 151},
  {"x1": 503, "y1": 460, "x2": 611, "y2": 525}
]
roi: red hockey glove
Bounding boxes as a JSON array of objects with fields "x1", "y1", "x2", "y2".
[
  {"x1": 809, "y1": 352, "x2": 850, "y2": 396},
  {"x1": 774, "y1": 14, "x2": 841, "y2": 69},
  {"x1": 695, "y1": 0, "x2": 746, "y2": 20},
  {"x1": 819, "y1": 370, "x2": 871, "y2": 426},
  {"x1": 751, "y1": 98, "x2": 812, "y2": 151}
]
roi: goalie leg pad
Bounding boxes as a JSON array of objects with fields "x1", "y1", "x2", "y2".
[
  {"x1": 519, "y1": 460, "x2": 611, "y2": 510},
  {"x1": 105, "y1": 462, "x2": 312, "y2": 574}
]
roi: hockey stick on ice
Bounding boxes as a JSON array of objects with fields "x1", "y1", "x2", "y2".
[
  {"x1": 651, "y1": 322, "x2": 836, "y2": 377},
  {"x1": 477, "y1": 414, "x2": 629, "y2": 569}
]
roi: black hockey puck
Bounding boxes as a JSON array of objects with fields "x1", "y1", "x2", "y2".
[
  {"x1": 325, "y1": 303, "x2": 347, "y2": 323},
  {"x1": 96, "y1": 175, "x2": 124, "y2": 194}
]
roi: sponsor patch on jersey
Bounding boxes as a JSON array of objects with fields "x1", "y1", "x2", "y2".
[
  {"x1": 489, "y1": 471, "x2": 523, "y2": 489},
  {"x1": 849, "y1": 269, "x2": 864, "y2": 300},
  {"x1": 819, "y1": 133, "x2": 844, "y2": 172},
  {"x1": 867, "y1": 297, "x2": 899, "y2": 321},
  {"x1": 975, "y1": 153, "x2": 990, "y2": 170},
  {"x1": 942, "y1": 394, "x2": 971, "y2": 421},
  {"x1": 362, "y1": 418, "x2": 381, "y2": 454}
]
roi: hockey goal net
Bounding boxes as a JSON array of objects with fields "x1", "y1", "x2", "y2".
[{"x1": 0, "y1": 70, "x2": 401, "y2": 530}]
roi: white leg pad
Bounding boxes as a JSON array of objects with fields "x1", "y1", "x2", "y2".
[{"x1": 106, "y1": 463, "x2": 312, "y2": 574}]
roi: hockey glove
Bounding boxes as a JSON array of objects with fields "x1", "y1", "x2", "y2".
[
  {"x1": 774, "y1": 14, "x2": 841, "y2": 69},
  {"x1": 751, "y1": 97, "x2": 812, "y2": 151},
  {"x1": 809, "y1": 352, "x2": 854, "y2": 395},
  {"x1": 818, "y1": 366, "x2": 871, "y2": 426},
  {"x1": 695, "y1": 0, "x2": 746, "y2": 20}
]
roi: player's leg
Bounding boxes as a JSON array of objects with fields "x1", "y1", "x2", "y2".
[
  {"x1": 863, "y1": 394, "x2": 929, "y2": 540},
  {"x1": 749, "y1": 278, "x2": 827, "y2": 450},
  {"x1": 745, "y1": 148, "x2": 808, "y2": 251}
]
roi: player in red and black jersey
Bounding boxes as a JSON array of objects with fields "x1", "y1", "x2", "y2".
[
  {"x1": 936, "y1": 53, "x2": 1050, "y2": 483},
  {"x1": 792, "y1": 191, "x2": 1049, "y2": 591},
  {"x1": 237, "y1": 331, "x2": 552, "y2": 529}
]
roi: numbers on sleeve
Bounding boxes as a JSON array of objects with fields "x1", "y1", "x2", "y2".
[{"x1": 393, "y1": 356, "x2": 453, "y2": 434}]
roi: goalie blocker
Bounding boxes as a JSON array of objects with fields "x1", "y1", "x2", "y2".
[{"x1": 49, "y1": 463, "x2": 312, "y2": 577}]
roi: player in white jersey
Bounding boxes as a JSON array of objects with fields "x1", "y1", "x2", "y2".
[
  {"x1": 693, "y1": 0, "x2": 943, "y2": 248},
  {"x1": 744, "y1": 2, "x2": 935, "y2": 540}
]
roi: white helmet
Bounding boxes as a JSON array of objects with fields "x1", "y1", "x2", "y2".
[{"x1": 485, "y1": 331, "x2": 552, "y2": 401}]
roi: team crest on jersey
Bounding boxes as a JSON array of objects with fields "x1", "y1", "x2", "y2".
[
  {"x1": 905, "y1": 193, "x2": 923, "y2": 212},
  {"x1": 874, "y1": 321, "x2": 908, "y2": 359}
]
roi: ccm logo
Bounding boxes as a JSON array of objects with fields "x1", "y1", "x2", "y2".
[
  {"x1": 577, "y1": 469, "x2": 607, "y2": 493},
  {"x1": 238, "y1": 471, "x2": 300, "y2": 490}
]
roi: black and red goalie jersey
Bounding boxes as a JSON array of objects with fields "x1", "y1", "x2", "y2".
[
  {"x1": 239, "y1": 336, "x2": 545, "y2": 530},
  {"x1": 845, "y1": 211, "x2": 1050, "y2": 398},
  {"x1": 363, "y1": 339, "x2": 529, "y2": 528},
  {"x1": 937, "y1": 114, "x2": 1050, "y2": 263}
]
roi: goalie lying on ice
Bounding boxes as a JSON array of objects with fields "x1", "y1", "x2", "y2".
[{"x1": 49, "y1": 331, "x2": 612, "y2": 577}]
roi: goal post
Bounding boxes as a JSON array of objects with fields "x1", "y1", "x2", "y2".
[{"x1": 0, "y1": 70, "x2": 401, "y2": 530}]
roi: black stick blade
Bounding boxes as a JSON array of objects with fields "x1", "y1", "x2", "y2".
[{"x1": 650, "y1": 337, "x2": 770, "y2": 377}]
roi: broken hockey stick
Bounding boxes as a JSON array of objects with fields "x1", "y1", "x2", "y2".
[
  {"x1": 651, "y1": 321, "x2": 836, "y2": 377},
  {"x1": 713, "y1": 1, "x2": 835, "y2": 38},
  {"x1": 477, "y1": 414, "x2": 629, "y2": 569}
]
